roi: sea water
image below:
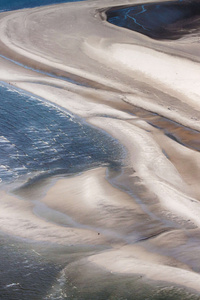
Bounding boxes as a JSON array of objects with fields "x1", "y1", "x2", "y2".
[
  {"x1": 0, "y1": 0, "x2": 85, "y2": 12},
  {"x1": 0, "y1": 1, "x2": 198, "y2": 299},
  {"x1": 0, "y1": 82, "x2": 123, "y2": 187},
  {"x1": 0, "y1": 83, "x2": 124, "y2": 299},
  {"x1": 0, "y1": 2, "x2": 126, "y2": 298}
]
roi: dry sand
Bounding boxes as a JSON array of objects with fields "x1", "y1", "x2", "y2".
[{"x1": 0, "y1": 0, "x2": 200, "y2": 295}]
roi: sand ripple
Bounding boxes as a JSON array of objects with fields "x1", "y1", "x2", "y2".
[{"x1": 0, "y1": 0, "x2": 200, "y2": 296}]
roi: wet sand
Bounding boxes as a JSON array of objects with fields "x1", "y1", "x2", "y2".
[{"x1": 0, "y1": 0, "x2": 200, "y2": 297}]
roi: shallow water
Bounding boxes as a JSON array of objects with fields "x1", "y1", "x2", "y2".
[
  {"x1": 0, "y1": 1, "x2": 128, "y2": 299},
  {"x1": 0, "y1": 83, "x2": 123, "y2": 187},
  {"x1": 3, "y1": 234, "x2": 199, "y2": 300},
  {"x1": 106, "y1": 0, "x2": 200, "y2": 40},
  {"x1": 0, "y1": 234, "x2": 62, "y2": 300},
  {"x1": 0, "y1": 83, "x2": 125, "y2": 299},
  {"x1": 1, "y1": 0, "x2": 200, "y2": 299},
  {"x1": 0, "y1": 0, "x2": 85, "y2": 12}
]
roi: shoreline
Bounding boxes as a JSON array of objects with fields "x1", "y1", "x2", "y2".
[{"x1": 0, "y1": 0, "x2": 200, "y2": 296}]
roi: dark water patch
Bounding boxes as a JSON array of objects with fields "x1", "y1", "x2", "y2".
[
  {"x1": 0, "y1": 234, "x2": 62, "y2": 300},
  {"x1": 0, "y1": 0, "x2": 85, "y2": 13},
  {"x1": 0, "y1": 232, "x2": 108, "y2": 300},
  {"x1": 0, "y1": 82, "x2": 124, "y2": 187},
  {"x1": 106, "y1": 0, "x2": 200, "y2": 40}
]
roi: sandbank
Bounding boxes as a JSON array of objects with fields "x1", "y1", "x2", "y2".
[{"x1": 0, "y1": 0, "x2": 200, "y2": 295}]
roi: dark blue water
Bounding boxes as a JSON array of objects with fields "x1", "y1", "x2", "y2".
[
  {"x1": 0, "y1": 234, "x2": 63, "y2": 300},
  {"x1": 0, "y1": 0, "x2": 84, "y2": 12},
  {"x1": 106, "y1": 0, "x2": 200, "y2": 40},
  {"x1": 0, "y1": 82, "x2": 123, "y2": 186}
]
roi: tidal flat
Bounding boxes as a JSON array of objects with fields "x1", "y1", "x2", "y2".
[{"x1": 0, "y1": 0, "x2": 200, "y2": 299}]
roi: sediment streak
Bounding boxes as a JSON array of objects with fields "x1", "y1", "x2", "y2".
[{"x1": 0, "y1": 0, "x2": 200, "y2": 295}]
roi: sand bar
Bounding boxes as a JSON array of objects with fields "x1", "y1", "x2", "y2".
[{"x1": 0, "y1": 0, "x2": 200, "y2": 295}]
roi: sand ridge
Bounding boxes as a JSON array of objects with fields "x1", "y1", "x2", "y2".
[{"x1": 0, "y1": 0, "x2": 200, "y2": 295}]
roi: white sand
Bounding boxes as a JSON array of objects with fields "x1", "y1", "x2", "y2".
[
  {"x1": 0, "y1": 0, "x2": 200, "y2": 293},
  {"x1": 0, "y1": 187, "x2": 107, "y2": 245},
  {"x1": 88, "y1": 247, "x2": 200, "y2": 292}
]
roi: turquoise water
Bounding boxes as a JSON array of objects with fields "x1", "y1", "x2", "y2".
[{"x1": 0, "y1": 0, "x2": 84, "y2": 12}]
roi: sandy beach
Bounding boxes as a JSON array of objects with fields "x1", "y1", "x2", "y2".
[{"x1": 0, "y1": 0, "x2": 200, "y2": 298}]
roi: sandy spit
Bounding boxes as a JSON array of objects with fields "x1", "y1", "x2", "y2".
[{"x1": 0, "y1": 0, "x2": 200, "y2": 294}]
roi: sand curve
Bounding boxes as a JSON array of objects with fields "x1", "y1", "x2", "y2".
[{"x1": 0, "y1": 0, "x2": 200, "y2": 296}]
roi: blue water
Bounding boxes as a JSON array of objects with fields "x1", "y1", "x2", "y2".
[
  {"x1": 0, "y1": 0, "x2": 84, "y2": 12},
  {"x1": 107, "y1": 0, "x2": 200, "y2": 40},
  {"x1": 0, "y1": 83, "x2": 123, "y2": 185}
]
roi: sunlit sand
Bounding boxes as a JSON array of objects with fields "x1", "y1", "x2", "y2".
[{"x1": 0, "y1": 0, "x2": 200, "y2": 297}]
